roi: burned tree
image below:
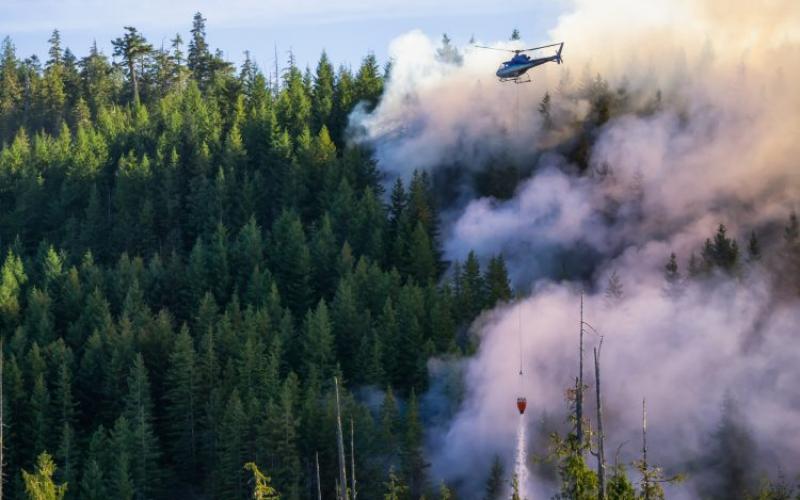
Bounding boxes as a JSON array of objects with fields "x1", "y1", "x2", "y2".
[
  {"x1": 593, "y1": 340, "x2": 606, "y2": 500},
  {"x1": 334, "y1": 377, "x2": 349, "y2": 500}
]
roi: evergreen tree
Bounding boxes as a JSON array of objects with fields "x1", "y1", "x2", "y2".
[
  {"x1": 604, "y1": 270, "x2": 624, "y2": 306},
  {"x1": 29, "y1": 372, "x2": 52, "y2": 458},
  {"x1": 664, "y1": 253, "x2": 680, "y2": 284},
  {"x1": 264, "y1": 374, "x2": 302, "y2": 499},
  {"x1": 111, "y1": 27, "x2": 152, "y2": 103},
  {"x1": 110, "y1": 417, "x2": 135, "y2": 500},
  {"x1": 383, "y1": 467, "x2": 408, "y2": 500},
  {"x1": 435, "y1": 34, "x2": 463, "y2": 65},
  {"x1": 0, "y1": 250, "x2": 27, "y2": 330},
  {"x1": 394, "y1": 287, "x2": 427, "y2": 391},
  {"x1": 409, "y1": 222, "x2": 436, "y2": 285},
  {"x1": 312, "y1": 51, "x2": 335, "y2": 133},
  {"x1": 187, "y1": 12, "x2": 212, "y2": 87},
  {"x1": 458, "y1": 251, "x2": 485, "y2": 321},
  {"x1": 123, "y1": 354, "x2": 161, "y2": 500},
  {"x1": 53, "y1": 346, "x2": 77, "y2": 491},
  {"x1": 276, "y1": 54, "x2": 312, "y2": 140},
  {"x1": 331, "y1": 277, "x2": 365, "y2": 379},
  {"x1": 79, "y1": 41, "x2": 114, "y2": 115},
  {"x1": 699, "y1": 397, "x2": 756, "y2": 499},
  {"x1": 747, "y1": 231, "x2": 761, "y2": 262},
  {"x1": 402, "y1": 390, "x2": 426, "y2": 497},
  {"x1": 701, "y1": 224, "x2": 739, "y2": 272},
  {"x1": 354, "y1": 54, "x2": 383, "y2": 112},
  {"x1": 538, "y1": 91, "x2": 553, "y2": 130},
  {"x1": 164, "y1": 326, "x2": 199, "y2": 479},
  {"x1": 484, "y1": 455, "x2": 504, "y2": 500},
  {"x1": 216, "y1": 389, "x2": 247, "y2": 500},
  {"x1": 79, "y1": 427, "x2": 108, "y2": 500},
  {"x1": 0, "y1": 37, "x2": 22, "y2": 139},
  {"x1": 22, "y1": 452, "x2": 68, "y2": 500},
  {"x1": 244, "y1": 462, "x2": 280, "y2": 500},
  {"x1": 606, "y1": 463, "x2": 636, "y2": 499},
  {"x1": 485, "y1": 255, "x2": 512, "y2": 306},
  {"x1": 785, "y1": 212, "x2": 799, "y2": 245},
  {"x1": 269, "y1": 210, "x2": 312, "y2": 317},
  {"x1": 310, "y1": 214, "x2": 339, "y2": 300},
  {"x1": 302, "y1": 300, "x2": 335, "y2": 380}
]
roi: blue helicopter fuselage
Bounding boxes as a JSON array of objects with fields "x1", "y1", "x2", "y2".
[{"x1": 496, "y1": 53, "x2": 558, "y2": 80}]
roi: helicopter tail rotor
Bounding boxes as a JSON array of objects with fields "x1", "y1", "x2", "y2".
[{"x1": 556, "y1": 42, "x2": 564, "y2": 64}]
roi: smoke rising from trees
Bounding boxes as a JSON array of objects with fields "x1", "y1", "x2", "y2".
[{"x1": 352, "y1": 0, "x2": 800, "y2": 497}]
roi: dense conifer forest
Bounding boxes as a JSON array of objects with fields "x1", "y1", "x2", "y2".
[
  {"x1": 1, "y1": 11, "x2": 799, "y2": 500},
  {"x1": 0, "y1": 13, "x2": 520, "y2": 500}
]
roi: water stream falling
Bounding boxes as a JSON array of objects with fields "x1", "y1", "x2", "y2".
[{"x1": 514, "y1": 413, "x2": 531, "y2": 499}]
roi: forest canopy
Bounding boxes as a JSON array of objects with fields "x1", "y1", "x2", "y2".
[{"x1": 0, "y1": 13, "x2": 515, "y2": 500}]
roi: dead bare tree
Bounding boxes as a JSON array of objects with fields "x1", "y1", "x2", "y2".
[
  {"x1": 642, "y1": 398, "x2": 649, "y2": 500},
  {"x1": 350, "y1": 417, "x2": 357, "y2": 500},
  {"x1": 594, "y1": 339, "x2": 606, "y2": 500},
  {"x1": 334, "y1": 377, "x2": 349, "y2": 500},
  {"x1": 315, "y1": 451, "x2": 322, "y2": 500},
  {"x1": 0, "y1": 338, "x2": 4, "y2": 500},
  {"x1": 577, "y1": 292, "x2": 585, "y2": 447}
]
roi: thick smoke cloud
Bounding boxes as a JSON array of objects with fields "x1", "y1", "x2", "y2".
[
  {"x1": 352, "y1": 0, "x2": 800, "y2": 497},
  {"x1": 349, "y1": 30, "x2": 556, "y2": 176},
  {"x1": 430, "y1": 276, "x2": 800, "y2": 498}
]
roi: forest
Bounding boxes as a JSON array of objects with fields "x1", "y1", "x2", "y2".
[
  {"x1": 1, "y1": 10, "x2": 799, "y2": 500},
  {"x1": 0, "y1": 12, "x2": 521, "y2": 500}
]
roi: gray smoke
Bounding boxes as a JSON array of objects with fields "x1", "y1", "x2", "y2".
[{"x1": 351, "y1": 0, "x2": 800, "y2": 497}]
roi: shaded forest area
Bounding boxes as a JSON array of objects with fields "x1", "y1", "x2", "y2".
[{"x1": 0, "y1": 13, "x2": 515, "y2": 500}]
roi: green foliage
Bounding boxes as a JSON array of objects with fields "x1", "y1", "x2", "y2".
[
  {"x1": 22, "y1": 452, "x2": 68, "y2": 500},
  {"x1": 0, "y1": 17, "x2": 499, "y2": 500},
  {"x1": 111, "y1": 26, "x2": 152, "y2": 103},
  {"x1": 484, "y1": 455, "x2": 504, "y2": 500},
  {"x1": 510, "y1": 473, "x2": 521, "y2": 500},
  {"x1": 244, "y1": 462, "x2": 281, "y2": 500},
  {"x1": 701, "y1": 224, "x2": 739, "y2": 272},
  {"x1": 124, "y1": 354, "x2": 161, "y2": 499},
  {"x1": 606, "y1": 463, "x2": 637, "y2": 499},
  {"x1": 402, "y1": 390, "x2": 427, "y2": 497},
  {"x1": 164, "y1": 325, "x2": 199, "y2": 478},
  {"x1": 550, "y1": 440, "x2": 598, "y2": 500},
  {"x1": 0, "y1": 249, "x2": 27, "y2": 327},
  {"x1": 384, "y1": 467, "x2": 409, "y2": 500}
]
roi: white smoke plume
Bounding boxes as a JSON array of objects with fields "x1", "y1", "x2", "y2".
[
  {"x1": 431, "y1": 275, "x2": 800, "y2": 498},
  {"x1": 349, "y1": 30, "x2": 555, "y2": 176},
  {"x1": 351, "y1": 0, "x2": 800, "y2": 496}
]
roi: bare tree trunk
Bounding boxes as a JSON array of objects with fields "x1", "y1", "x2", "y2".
[
  {"x1": 577, "y1": 292, "x2": 584, "y2": 447},
  {"x1": 350, "y1": 417, "x2": 357, "y2": 500},
  {"x1": 334, "y1": 377, "x2": 349, "y2": 500},
  {"x1": 642, "y1": 398, "x2": 649, "y2": 500},
  {"x1": 315, "y1": 451, "x2": 322, "y2": 500},
  {"x1": 273, "y1": 44, "x2": 280, "y2": 93},
  {"x1": 128, "y1": 60, "x2": 139, "y2": 103},
  {"x1": 1, "y1": 339, "x2": 4, "y2": 500},
  {"x1": 594, "y1": 342, "x2": 605, "y2": 500}
]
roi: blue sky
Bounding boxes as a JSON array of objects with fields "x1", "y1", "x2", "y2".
[{"x1": 1, "y1": 0, "x2": 566, "y2": 73}]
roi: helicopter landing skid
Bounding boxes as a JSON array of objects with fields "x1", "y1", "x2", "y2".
[{"x1": 499, "y1": 75, "x2": 532, "y2": 84}]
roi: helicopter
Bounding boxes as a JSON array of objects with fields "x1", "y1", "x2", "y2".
[{"x1": 474, "y1": 42, "x2": 564, "y2": 83}]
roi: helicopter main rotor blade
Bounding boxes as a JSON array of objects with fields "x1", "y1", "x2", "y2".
[
  {"x1": 472, "y1": 45, "x2": 518, "y2": 53},
  {"x1": 518, "y1": 42, "x2": 564, "y2": 52}
]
